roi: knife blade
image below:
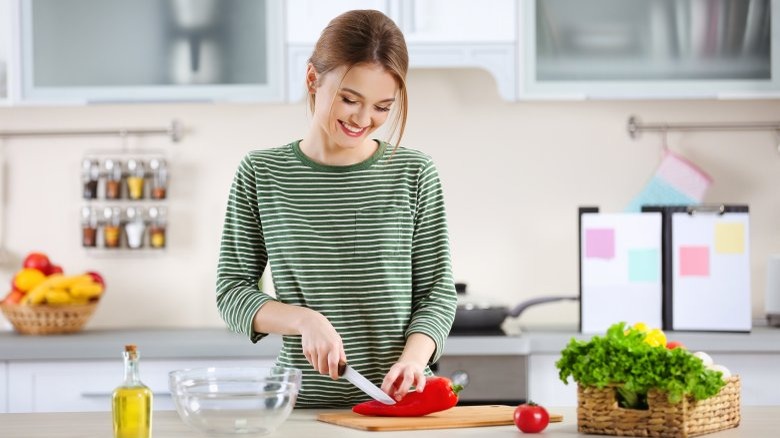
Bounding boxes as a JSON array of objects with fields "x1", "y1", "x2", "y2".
[{"x1": 338, "y1": 363, "x2": 396, "y2": 405}]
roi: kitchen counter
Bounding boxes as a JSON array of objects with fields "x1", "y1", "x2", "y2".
[
  {"x1": 1, "y1": 326, "x2": 779, "y2": 360},
  {"x1": 0, "y1": 407, "x2": 777, "y2": 438}
]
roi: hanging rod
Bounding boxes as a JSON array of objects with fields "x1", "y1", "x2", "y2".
[
  {"x1": 627, "y1": 115, "x2": 780, "y2": 139},
  {"x1": 0, "y1": 119, "x2": 183, "y2": 143}
]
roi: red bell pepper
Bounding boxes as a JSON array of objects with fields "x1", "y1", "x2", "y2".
[{"x1": 352, "y1": 376, "x2": 463, "y2": 417}]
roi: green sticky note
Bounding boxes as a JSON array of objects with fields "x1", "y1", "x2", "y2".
[
  {"x1": 715, "y1": 222, "x2": 744, "y2": 254},
  {"x1": 628, "y1": 248, "x2": 659, "y2": 282}
]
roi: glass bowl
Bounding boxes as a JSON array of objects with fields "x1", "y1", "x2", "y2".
[{"x1": 169, "y1": 366, "x2": 302, "y2": 437}]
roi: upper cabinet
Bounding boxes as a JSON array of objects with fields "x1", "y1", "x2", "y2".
[
  {"x1": 0, "y1": 0, "x2": 11, "y2": 104},
  {"x1": 14, "y1": 0, "x2": 284, "y2": 103},
  {"x1": 286, "y1": 0, "x2": 518, "y2": 101},
  {"x1": 519, "y1": 0, "x2": 780, "y2": 99}
]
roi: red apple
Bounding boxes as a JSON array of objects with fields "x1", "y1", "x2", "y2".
[
  {"x1": 47, "y1": 264, "x2": 64, "y2": 276},
  {"x1": 23, "y1": 252, "x2": 51, "y2": 273},
  {"x1": 2, "y1": 289, "x2": 24, "y2": 305},
  {"x1": 86, "y1": 271, "x2": 105, "y2": 288}
]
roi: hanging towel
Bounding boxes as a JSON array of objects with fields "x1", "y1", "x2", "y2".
[{"x1": 626, "y1": 149, "x2": 712, "y2": 212}]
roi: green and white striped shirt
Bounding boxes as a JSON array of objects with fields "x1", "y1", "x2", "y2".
[{"x1": 216, "y1": 139, "x2": 457, "y2": 407}]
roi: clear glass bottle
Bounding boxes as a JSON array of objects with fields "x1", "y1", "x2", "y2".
[
  {"x1": 126, "y1": 159, "x2": 146, "y2": 200},
  {"x1": 148, "y1": 158, "x2": 168, "y2": 200},
  {"x1": 82, "y1": 158, "x2": 100, "y2": 199},
  {"x1": 103, "y1": 206, "x2": 122, "y2": 249},
  {"x1": 105, "y1": 158, "x2": 123, "y2": 200},
  {"x1": 112, "y1": 344, "x2": 152, "y2": 438},
  {"x1": 81, "y1": 206, "x2": 97, "y2": 248},
  {"x1": 124, "y1": 207, "x2": 146, "y2": 249},
  {"x1": 148, "y1": 207, "x2": 167, "y2": 249}
]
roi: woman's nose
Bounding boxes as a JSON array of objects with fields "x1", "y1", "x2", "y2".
[{"x1": 353, "y1": 106, "x2": 371, "y2": 127}]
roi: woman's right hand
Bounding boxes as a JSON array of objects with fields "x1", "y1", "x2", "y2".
[{"x1": 299, "y1": 310, "x2": 347, "y2": 380}]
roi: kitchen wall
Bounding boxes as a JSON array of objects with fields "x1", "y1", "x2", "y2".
[{"x1": 1, "y1": 68, "x2": 779, "y2": 331}]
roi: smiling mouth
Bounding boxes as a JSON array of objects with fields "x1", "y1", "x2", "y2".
[{"x1": 339, "y1": 121, "x2": 367, "y2": 137}]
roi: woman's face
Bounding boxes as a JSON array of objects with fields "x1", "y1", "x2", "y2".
[{"x1": 310, "y1": 63, "x2": 398, "y2": 150}]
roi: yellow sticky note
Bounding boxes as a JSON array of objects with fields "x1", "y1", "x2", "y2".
[{"x1": 715, "y1": 222, "x2": 744, "y2": 254}]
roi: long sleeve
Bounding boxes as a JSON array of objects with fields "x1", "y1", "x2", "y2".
[
  {"x1": 405, "y1": 159, "x2": 457, "y2": 364},
  {"x1": 216, "y1": 153, "x2": 275, "y2": 342}
]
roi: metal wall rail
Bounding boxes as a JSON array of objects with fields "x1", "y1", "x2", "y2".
[
  {"x1": 0, "y1": 119, "x2": 183, "y2": 143},
  {"x1": 627, "y1": 115, "x2": 780, "y2": 139}
]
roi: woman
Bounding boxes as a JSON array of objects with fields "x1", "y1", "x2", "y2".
[{"x1": 216, "y1": 9, "x2": 456, "y2": 407}]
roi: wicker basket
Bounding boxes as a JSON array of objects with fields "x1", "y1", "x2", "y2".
[
  {"x1": 0, "y1": 302, "x2": 98, "y2": 335},
  {"x1": 577, "y1": 376, "x2": 741, "y2": 438}
]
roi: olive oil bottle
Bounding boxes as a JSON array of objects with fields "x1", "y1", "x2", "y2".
[{"x1": 112, "y1": 344, "x2": 153, "y2": 438}]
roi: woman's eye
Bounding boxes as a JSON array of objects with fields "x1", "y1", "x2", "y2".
[
  {"x1": 375, "y1": 106, "x2": 391, "y2": 112},
  {"x1": 341, "y1": 97, "x2": 357, "y2": 105}
]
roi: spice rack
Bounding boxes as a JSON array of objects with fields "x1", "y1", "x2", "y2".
[{"x1": 81, "y1": 150, "x2": 169, "y2": 252}]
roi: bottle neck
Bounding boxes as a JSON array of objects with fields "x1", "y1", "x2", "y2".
[{"x1": 122, "y1": 351, "x2": 142, "y2": 386}]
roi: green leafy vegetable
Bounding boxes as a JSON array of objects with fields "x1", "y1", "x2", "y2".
[{"x1": 556, "y1": 322, "x2": 725, "y2": 408}]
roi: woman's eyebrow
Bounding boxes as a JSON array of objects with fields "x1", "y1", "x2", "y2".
[{"x1": 341, "y1": 87, "x2": 395, "y2": 104}]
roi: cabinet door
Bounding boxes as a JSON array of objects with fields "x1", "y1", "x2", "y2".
[
  {"x1": 0, "y1": 362, "x2": 7, "y2": 413},
  {"x1": 0, "y1": 0, "x2": 11, "y2": 102},
  {"x1": 399, "y1": 0, "x2": 516, "y2": 43},
  {"x1": 18, "y1": 0, "x2": 284, "y2": 103},
  {"x1": 520, "y1": 0, "x2": 780, "y2": 99},
  {"x1": 286, "y1": 0, "x2": 392, "y2": 45},
  {"x1": 8, "y1": 358, "x2": 274, "y2": 413}
]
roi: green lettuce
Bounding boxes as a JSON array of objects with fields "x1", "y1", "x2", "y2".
[{"x1": 555, "y1": 322, "x2": 725, "y2": 408}]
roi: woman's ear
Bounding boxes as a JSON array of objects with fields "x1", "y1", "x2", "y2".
[{"x1": 305, "y1": 63, "x2": 318, "y2": 94}]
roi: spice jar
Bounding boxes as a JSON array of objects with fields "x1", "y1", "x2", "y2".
[
  {"x1": 124, "y1": 207, "x2": 146, "y2": 249},
  {"x1": 148, "y1": 207, "x2": 167, "y2": 249},
  {"x1": 104, "y1": 159, "x2": 123, "y2": 200},
  {"x1": 82, "y1": 159, "x2": 100, "y2": 199},
  {"x1": 81, "y1": 206, "x2": 98, "y2": 247},
  {"x1": 126, "y1": 159, "x2": 146, "y2": 200},
  {"x1": 103, "y1": 206, "x2": 122, "y2": 249},
  {"x1": 149, "y1": 158, "x2": 168, "y2": 200}
]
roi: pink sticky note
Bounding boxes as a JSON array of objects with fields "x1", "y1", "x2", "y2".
[
  {"x1": 679, "y1": 246, "x2": 709, "y2": 276},
  {"x1": 586, "y1": 228, "x2": 615, "y2": 259}
]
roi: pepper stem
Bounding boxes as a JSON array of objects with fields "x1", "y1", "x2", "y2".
[{"x1": 451, "y1": 384, "x2": 464, "y2": 395}]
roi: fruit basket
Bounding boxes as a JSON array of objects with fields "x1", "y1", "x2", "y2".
[
  {"x1": 1, "y1": 302, "x2": 98, "y2": 335},
  {"x1": 577, "y1": 375, "x2": 741, "y2": 438}
]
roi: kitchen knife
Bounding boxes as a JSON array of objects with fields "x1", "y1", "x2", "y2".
[{"x1": 338, "y1": 363, "x2": 396, "y2": 405}]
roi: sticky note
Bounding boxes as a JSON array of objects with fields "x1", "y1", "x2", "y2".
[
  {"x1": 586, "y1": 228, "x2": 615, "y2": 259},
  {"x1": 680, "y1": 246, "x2": 709, "y2": 276},
  {"x1": 715, "y1": 222, "x2": 745, "y2": 254},
  {"x1": 629, "y1": 249, "x2": 659, "y2": 282}
]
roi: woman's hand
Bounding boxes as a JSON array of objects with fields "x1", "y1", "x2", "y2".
[
  {"x1": 381, "y1": 359, "x2": 427, "y2": 401},
  {"x1": 299, "y1": 311, "x2": 347, "y2": 380}
]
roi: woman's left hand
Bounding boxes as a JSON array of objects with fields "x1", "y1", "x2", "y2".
[{"x1": 381, "y1": 360, "x2": 426, "y2": 401}]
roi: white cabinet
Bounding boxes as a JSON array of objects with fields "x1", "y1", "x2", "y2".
[
  {"x1": 11, "y1": 0, "x2": 284, "y2": 103},
  {"x1": 0, "y1": 362, "x2": 7, "y2": 413},
  {"x1": 518, "y1": 0, "x2": 780, "y2": 99},
  {"x1": 7, "y1": 357, "x2": 274, "y2": 413},
  {"x1": 0, "y1": 0, "x2": 13, "y2": 104},
  {"x1": 286, "y1": 0, "x2": 517, "y2": 101}
]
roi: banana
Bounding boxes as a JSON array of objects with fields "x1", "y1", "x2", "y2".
[
  {"x1": 48, "y1": 274, "x2": 94, "y2": 289},
  {"x1": 20, "y1": 274, "x2": 64, "y2": 305},
  {"x1": 45, "y1": 289, "x2": 73, "y2": 305},
  {"x1": 69, "y1": 282, "x2": 104, "y2": 299}
]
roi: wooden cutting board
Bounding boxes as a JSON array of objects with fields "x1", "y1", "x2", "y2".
[{"x1": 317, "y1": 405, "x2": 563, "y2": 431}]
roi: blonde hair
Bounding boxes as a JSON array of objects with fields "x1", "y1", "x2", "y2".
[{"x1": 307, "y1": 10, "x2": 409, "y2": 149}]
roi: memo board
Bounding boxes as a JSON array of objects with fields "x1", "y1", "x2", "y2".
[
  {"x1": 644, "y1": 205, "x2": 751, "y2": 332},
  {"x1": 579, "y1": 207, "x2": 663, "y2": 333}
]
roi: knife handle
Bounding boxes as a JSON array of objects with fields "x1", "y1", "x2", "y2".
[{"x1": 337, "y1": 362, "x2": 347, "y2": 377}]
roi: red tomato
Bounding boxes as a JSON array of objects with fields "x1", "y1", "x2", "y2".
[
  {"x1": 23, "y1": 252, "x2": 51, "y2": 273},
  {"x1": 666, "y1": 341, "x2": 685, "y2": 350},
  {"x1": 514, "y1": 401, "x2": 550, "y2": 433},
  {"x1": 86, "y1": 271, "x2": 105, "y2": 287}
]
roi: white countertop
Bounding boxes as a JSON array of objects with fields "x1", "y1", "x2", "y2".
[
  {"x1": 0, "y1": 407, "x2": 777, "y2": 438},
  {"x1": 1, "y1": 326, "x2": 779, "y2": 361}
]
